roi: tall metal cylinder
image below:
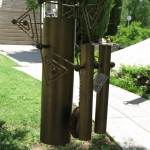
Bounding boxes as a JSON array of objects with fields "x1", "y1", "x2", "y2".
[
  {"x1": 40, "y1": 17, "x2": 75, "y2": 145},
  {"x1": 79, "y1": 44, "x2": 94, "y2": 140},
  {"x1": 94, "y1": 44, "x2": 111, "y2": 134}
]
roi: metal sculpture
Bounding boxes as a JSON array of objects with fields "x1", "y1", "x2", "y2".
[
  {"x1": 12, "y1": 4, "x2": 40, "y2": 44},
  {"x1": 12, "y1": 0, "x2": 115, "y2": 146}
]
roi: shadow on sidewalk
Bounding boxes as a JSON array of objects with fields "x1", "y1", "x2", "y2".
[
  {"x1": 123, "y1": 97, "x2": 147, "y2": 105},
  {"x1": 0, "y1": 48, "x2": 42, "y2": 64},
  {"x1": 123, "y1": 139, "x2": 148, "y2": 150}
]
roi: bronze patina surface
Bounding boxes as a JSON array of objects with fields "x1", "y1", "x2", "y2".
[{"x1": 40, "y1": 17, "x2": 75, "y2": 145}]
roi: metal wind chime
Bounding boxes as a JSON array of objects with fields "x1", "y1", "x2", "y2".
[{"x1": 12, "y1": 0, "x2": 115, "y2": 145}]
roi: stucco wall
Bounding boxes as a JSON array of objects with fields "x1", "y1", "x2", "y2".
[{"x1": 0, "y1": 0, "x2": 3, "y2": 7}]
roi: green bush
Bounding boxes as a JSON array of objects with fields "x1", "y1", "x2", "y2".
[
  {"x1": 108, "y1": 21, "x2": 150, "y2": 46},
  {"x1": 25, "y1": 0, "x2": 38, "y2": 10},
  {"x1": 110, "y1": 65, "x2": 150, "y2": 100}
]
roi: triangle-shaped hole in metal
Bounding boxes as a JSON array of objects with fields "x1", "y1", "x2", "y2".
[
  {"x1": 44, "y1": 56, "x2": 68, "y2": 86},
  {"x1": 18, "y1": 14, "x2": 31, "y2": 32},
  {"x1": 15, "y1": 6, "x2": 40, "y2": 44}
]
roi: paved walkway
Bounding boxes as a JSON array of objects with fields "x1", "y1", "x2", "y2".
[
  {"x1": 0, "y1": 45, "x2": 150, "y2": 150},
  {"x1": 111, "y1": 38, "x2": 150, "y2": 69}
]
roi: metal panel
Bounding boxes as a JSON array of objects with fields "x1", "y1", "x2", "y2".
[{"x1": 40, "y1": 17, "x2": 75, "y2": 145}]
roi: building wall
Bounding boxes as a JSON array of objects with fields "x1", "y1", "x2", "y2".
[{"x1": 0, "y1": 0, "x2": 3, "y2": 7}]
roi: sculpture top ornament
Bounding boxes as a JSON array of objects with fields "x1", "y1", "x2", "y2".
[{"x1": 13, "y1": 0, "x2": 113, "y2": 45}]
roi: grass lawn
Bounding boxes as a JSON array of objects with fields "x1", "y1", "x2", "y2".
[{"x1": 0, "y1": 54, "x2": 121, "y2": 150}]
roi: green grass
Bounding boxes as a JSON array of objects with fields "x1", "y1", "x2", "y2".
[
  {"x1": 0, "y1": 54, "x2": 41, "y2": 149},
  {"x1": 0, "y1": 54, "x2": 121, "y2": 150}
]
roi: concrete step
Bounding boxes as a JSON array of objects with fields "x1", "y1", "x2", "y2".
[
  {"x1": 0, "y1": 19, "x2": 41, "y2": 26},
  {"x1": 0, "y1": 28, "x2": 22, "y2": 32},
  {"x1": 0, "y1": 22, "x2": 19, "y2": 26},
  {"x1": 0, "y1": 29, "x2": 24, "y2": 35},
  {"x1": 2, "y1": 1, "x2": 26, "y2": 4},
  {"x1": 0, "y1": 35, "x2": 33, "y2": 40},
  {"x1": 2, "y1": 0, "x2": 27, "y2": 10},
  {"x1": 0, "y1": 23, "x2": 41, "y2": 28},
  {"x1": 2, "y1": 0, "x2": 26, "y2": 2},
  {"x1": 2, "y1": 0, "x2": 27, "y2": 7},
  {"x1": 0, "y1": 11, "x2": 41, "y2": 23},
  {"x1": 0, "y1": 22, "x2": 41, "y2": 27},
  {"x1": 2, "y1": 1, "x2": 26, "y2": 5},
  {"x1": 2, "y1": 5, "x2": 27, "y2": 11},
  {"x1": 0, "y1": 0, "x2": 38, "y2": 45},
  {"x1": 0, "y1": 31, "x2": 40, "y2": 38},
  {"x1": 2, "y1": 2, "x2": 26, "y2": 6},
  {"x1": 0, "y1": 40, "x2": 34, "y2": 45},
  {"x1": 0, "y1": 29, "x2": 41, "y2": 38},
  {"x1": 0, "y1": 31, "x2": 36, "y2": 37},
  {"x1": 0, "y1": 8, "x2": 27, "y2": 13},
  {"x1": 0, "y1": 24, "x2": 23, "y2": 29},
  {"x1": 0, "y1": 7, "x2": 40, "y2": 13},
  {"x1": 0, "y1": 39, "x2": 31, "y2": 44},
  {"x1": 0, "y1": 23, "x2": 41, "y2": 30},
  {"x1": 0, "y1": 31, "x2": 41, "y2": 39},
  {"x1": 0, "y1": 13, "x2": 26, "y2": 18},
  {"x1": 0, "y1": 10, "x2": 40, "y2": 17},
  {"x1": 0, "y1": 25, "x2": 20, "y2": 30},
  {"x1": 0, "y1": 28, "x2": 40, "y2": 33}
]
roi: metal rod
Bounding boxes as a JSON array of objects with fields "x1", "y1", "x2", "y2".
[
  {"x1": 39, "y1": 2, "x2": 42, "y2": 45},
  {"x1": 19, "y1": 22, "x2": 43, "y2": 24},
  {"x1": 63, "y1": 3, "x2": 79, "y2": 7},
  {"x1": 78, "y1": 44, "x2": 94, "y2": 140},
  {"x1": 17, "y1": 4, "x2": 38, "y2": 21},
  {"x1": 82, "y1": 7, "x2": 92, "y2": 43},
  {"x1": 33, "y1": 8, "x2": 39, "y2": 44},
  {"x1": 53, "y1": 53, "x2": 74, "y2": 66},
  {"x1": 94, "y1": 44, "x2": 111, "y2": 134},
  {"x1": 58, "y1": 1, "x2": 63, "y2": 18}
]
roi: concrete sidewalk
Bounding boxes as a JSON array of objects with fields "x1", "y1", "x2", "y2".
[
  {"x1": 0, "y1": 45, "x2": 150, "y2": 150},
  {"x1": 111, "y1": 38, "x2": 150, "y2": 69}
]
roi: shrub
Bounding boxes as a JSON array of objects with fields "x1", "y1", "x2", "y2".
[
  {"x1": 110, "y1": 65, "x2": 150, "y2": 99},
  {"x1": 25, "y1": 0, "x2": 38, "y2": 10},
  {"x1": 107, "y1": 21, "x2": 150, "y2": 46}
]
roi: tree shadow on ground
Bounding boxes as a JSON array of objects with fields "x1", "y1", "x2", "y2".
[
  {"x1": 123, "y1": 147, "x2": 148, "y2": 150},
  {"x1": 123, "y1": 97, "x2": 147, "y2": 105},
  {"x1": 0, "y1": 120, "x2": 29, "y2": 150},
  {"x1": 89, "y1": 134, "x2": 122, "y2": 150},
  {"x1": 54, "y1": 134, "x2": 122, "y2": 150},
  {"x1": 122, "y1": 137, "x2": 148, "y2": 150},
  {"x1": 0, "y1": 48, "x2": 42, "y2": 64},
  {"x1": 123, "y1": 143, "x2": 148, "y2": 150}
]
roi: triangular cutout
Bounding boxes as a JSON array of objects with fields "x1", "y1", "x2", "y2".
[
  {"x1": 43, "y1": 56, "x2": 68, "y2": 86},
  {"x1": 14, "y1": 5, "x2": 40, "y2": 44},
  {"x1": 19, "y1": 14, "x2": 31, "y2": 31}
]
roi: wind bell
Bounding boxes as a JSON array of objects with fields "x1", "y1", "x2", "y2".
[{"x1": 12, "y1": 0, "x2": 115, "y2": 145}]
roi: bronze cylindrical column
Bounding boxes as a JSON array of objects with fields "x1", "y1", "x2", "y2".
[
  {"x1": 78, "y1": 44, "x2": 94, "y2": 140},
  {"x1": 40, "y1": 17, "x2": 75, "y2": 145},
  {"x1": 94, "y1": 44, "x2": 111, "y2": 134}
]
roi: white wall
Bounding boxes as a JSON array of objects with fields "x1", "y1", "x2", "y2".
[{"x1": 0, "y1": 0, "x2": 3, "y2": 7}]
